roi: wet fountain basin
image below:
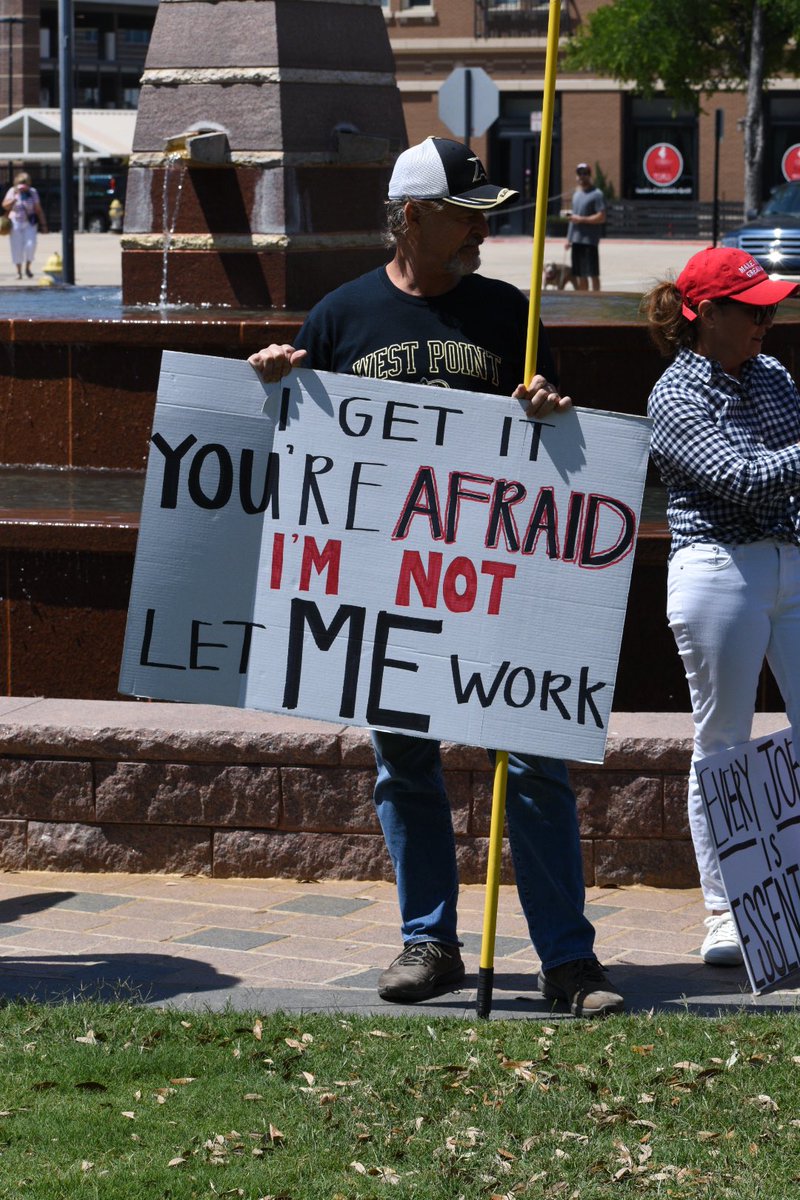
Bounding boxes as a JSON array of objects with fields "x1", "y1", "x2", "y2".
[{"x1": 0, "y1": 466, "x2": 143, "y2": 552}]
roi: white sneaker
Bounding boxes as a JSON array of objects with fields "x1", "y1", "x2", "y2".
[{"x1": 701, "y1": 913, "x2": 743, "y2": 966}]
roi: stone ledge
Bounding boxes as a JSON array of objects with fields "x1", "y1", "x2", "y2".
[{"x1": 0, "y1": 699, "x2": 788, "y2": 887}]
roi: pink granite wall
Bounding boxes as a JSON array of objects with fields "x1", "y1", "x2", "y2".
[{"x1": 0, "y1": 701, "x2": 733, "y2": 888}]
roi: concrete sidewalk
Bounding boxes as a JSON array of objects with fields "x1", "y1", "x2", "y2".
[
  {"x1": 0, "y1": 232, "x2": 122, "y2": 289},
  {"x1": 0, "y1": 870, "x2": 795, "y2": 1017},
  {"x1": 0, "y1": 232, "x2": 706, "y2": 293}
]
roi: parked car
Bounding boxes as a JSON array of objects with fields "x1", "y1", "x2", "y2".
[
  {"x1": 37, "y1": 172, "x2": 127, "y2": 233},
  {"x1": 720, "y1": 180, "x2": 800, "y2": 278}
]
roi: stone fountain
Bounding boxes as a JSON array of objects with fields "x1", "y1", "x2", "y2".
[
  {"x1": 121, "y1": 0, "x2": 405, "y2": 308},
  {"x1": 0, "y1": 0, "x2": 409, "y2": 698}
]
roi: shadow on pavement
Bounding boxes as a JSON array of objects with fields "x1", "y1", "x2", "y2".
[{"x1": 0, "y1": 891, "x2": 78, "y2": 922}]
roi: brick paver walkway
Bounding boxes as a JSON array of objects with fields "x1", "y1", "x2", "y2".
[{"x1": 0, "y1": 872, "x2": 795, "y2": 1017}]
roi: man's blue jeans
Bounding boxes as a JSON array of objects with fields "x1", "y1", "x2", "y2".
[{"x1": 371, "y1": 730, "x2": 595, "y2": 973}]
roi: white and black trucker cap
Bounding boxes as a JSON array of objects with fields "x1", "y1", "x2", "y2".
[{"x1": 388, "y1": 136, "x2": 517, "y2": 210}]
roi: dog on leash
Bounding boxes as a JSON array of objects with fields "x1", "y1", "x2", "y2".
[{"x1": 543, "y1": 260, "x2": 573, "y2": 290}]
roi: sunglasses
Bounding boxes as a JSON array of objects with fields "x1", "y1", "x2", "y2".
[{"x1": 714, "y1": 298, "x2": 778, "y2": 324}]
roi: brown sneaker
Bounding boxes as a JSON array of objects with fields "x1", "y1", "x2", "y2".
[
  {"x1": 378, "y1": 941, "x2": 465, "y2": 1002},
  {"x1": 538, "y1": 957, "x2": 624, "y2": 1017}
]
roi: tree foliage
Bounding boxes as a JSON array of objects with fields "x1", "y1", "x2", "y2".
[
  {"x1": 564, "y1": 0, "x2": 800, "y2": 211},
  {"x1": 565, "y1": 0, "x2": 800, "y2": 111}
]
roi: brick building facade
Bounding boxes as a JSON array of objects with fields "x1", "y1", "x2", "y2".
[
  {"x1": 0, "y1": 0, "x2": 798, "y2": 228},
  {"x1": 385, "y1": 0, "x2": 800, "y2": 232}
]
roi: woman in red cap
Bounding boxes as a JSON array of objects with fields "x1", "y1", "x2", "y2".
[{"x1": 643, "y1": 246, "x2": 799, "y2": 968}]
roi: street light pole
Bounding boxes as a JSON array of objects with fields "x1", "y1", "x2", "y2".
[{"x1": 58, "y1": 0, "x2": 75, "y2": 283}]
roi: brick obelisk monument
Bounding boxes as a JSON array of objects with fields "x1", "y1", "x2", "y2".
[{"x1": 121, "y1": 0, "x2": 406, "y2": 309}]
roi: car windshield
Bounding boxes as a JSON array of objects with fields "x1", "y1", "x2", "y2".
[{"x1": 761, "y1": 183, "x2": 800, "y2": 216}]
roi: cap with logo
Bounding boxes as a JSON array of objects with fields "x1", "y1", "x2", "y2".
[
  {"x1": 388, "y1": 136, "x2": 517, "y2": 210},
  {"x1": 677, "y1": 246, "x2": 798, "y2": 321}
]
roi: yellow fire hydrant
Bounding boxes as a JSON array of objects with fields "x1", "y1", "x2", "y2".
[
  {"x1": 39, "y1": 251, "x2": 63, "y2": 286},
  {"x1": 109, "y1": 198, "x2": 124, "y2": 233}
]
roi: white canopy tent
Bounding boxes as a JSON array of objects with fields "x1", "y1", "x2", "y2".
[
  {"x1": 0, "y1": 108, "x2": 136, "y2": 229},
  {"x1": 0, "y1": 107, "x2": 136, "y2": 161}
]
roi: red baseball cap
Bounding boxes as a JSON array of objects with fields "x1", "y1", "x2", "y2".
[{"x1": 677, "y1": 247, "x2": 797, "y2": 320}]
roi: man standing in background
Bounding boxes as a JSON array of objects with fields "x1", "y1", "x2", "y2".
[{"x1": 565, "y1": 162, "x2": 606, "y2": 291}]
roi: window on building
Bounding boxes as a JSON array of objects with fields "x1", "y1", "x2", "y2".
[
  {"x1": 766, "y1": 95, "x2": 800, "y2": 195},
  {"x1": 75, "y1": 26, "x2": 99, "y2": 61},
  {"x1": 625, "y1": 97, "x2": 697, "y2": 200},
  {"x1": 120, "y1": 28, "x2": 151, "y2": 45},
  {"x1": 396, "y1": 0, "x2": 435, "y2": 21},
  {"x1": 76, "y1": 85, "x2": 100, "y2": 105}
]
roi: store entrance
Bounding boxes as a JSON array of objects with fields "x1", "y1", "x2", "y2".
[{"x1": 489, "y1": 110, "x2": 561, "y2": 236}]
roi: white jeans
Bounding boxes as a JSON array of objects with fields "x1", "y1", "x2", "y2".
[
  {"x1": 9, "y1": 222, "x2": 36, "y2": 267},
  {"x1": 667, "y1": 540, "x2": 800, "y2": 909}
]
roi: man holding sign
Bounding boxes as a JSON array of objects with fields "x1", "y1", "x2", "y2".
[{"x1": 250, "y1": 136, "x2": 624, "y2": 1017}]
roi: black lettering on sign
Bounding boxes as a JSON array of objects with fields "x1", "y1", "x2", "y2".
[
  {"x1": 150, "y1": 432, "x2": 280, "y2": 515},
  {"x1": 283, "y1": 600, "x2": 365, "y2": 719},
  {"x1": 449, "y1": 656, "x2": 606, "y2": 727},
  {"x1": 366, "y1": 611, "x2": 441, "y2": 732},
  {"x1": 733, "y1": 863, "x2": 800, "y2": 989}
]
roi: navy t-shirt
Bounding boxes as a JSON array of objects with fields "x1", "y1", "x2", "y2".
[{"x1": 294, "y1": 266, "x2": 557, "y2": 395}]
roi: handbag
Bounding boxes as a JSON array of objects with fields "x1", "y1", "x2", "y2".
[{"x1": 0, "y1": 214, "x2": 11, "y2": 236}]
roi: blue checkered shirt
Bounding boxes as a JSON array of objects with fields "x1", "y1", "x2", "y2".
[{"x1": 648, "y1": 348, "x2": 800, "y2": 558}]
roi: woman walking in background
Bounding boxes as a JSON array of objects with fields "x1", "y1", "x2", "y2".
[
  {"x1": 2, "y1": 171, "x2": 47, "y2": 279},
  {"x1": 643, "y1": 246, "x2": 800, "y2": 967}
]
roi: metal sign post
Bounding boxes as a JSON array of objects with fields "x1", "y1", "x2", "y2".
[
  {"x1": 438, "y1": 67, "x2": 499, "y2": 143},
  {"x1": 712, "y1": 109, "x2": 724, "y2": 247},
  {"x1": 58, "y1": 0, "x2": 75, "y2": 284}
]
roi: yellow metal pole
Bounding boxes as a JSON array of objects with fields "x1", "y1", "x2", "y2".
[
  {"x1": 525, "y1": 0, "x2": 562, "y2": 385},
  {"x1": 477, "y1": 0, "x2": 562, "y2": 1020},
  {"x1": 476, "y1": 749, "x2": 509, "y2": 1017}
]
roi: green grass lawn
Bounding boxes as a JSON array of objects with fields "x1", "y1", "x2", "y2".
[{"x1": 1, "y1": 1002, "x2": 799, "y2": 1198}]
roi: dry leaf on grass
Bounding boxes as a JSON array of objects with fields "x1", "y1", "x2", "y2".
[{"x1": 350, "y1": 1162, "x2": 402, "y2": 1184}]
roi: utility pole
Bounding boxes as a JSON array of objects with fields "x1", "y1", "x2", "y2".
[{"x1": 58, "y1": 0, "x2": 75, "y2": 283}]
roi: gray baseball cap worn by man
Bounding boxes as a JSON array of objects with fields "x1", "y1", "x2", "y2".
[{"x1": 388, "y1": 136, "x2": 518, "y2": 210}]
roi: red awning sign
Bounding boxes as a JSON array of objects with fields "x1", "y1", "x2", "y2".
[
  {"x1": 643, "y1": 143, "x2": 683, "y2": 187},
  {"x1": 782, "y1": 144, "x2": 800, "y2": 182}
]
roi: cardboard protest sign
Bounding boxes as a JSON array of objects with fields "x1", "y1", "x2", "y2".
[
  {"x1": 119, "y1": 351, "x2": 651, "y2": 763},
  {"x1": 697, "y1": 727, "x2": 800, "y2": 993}
]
